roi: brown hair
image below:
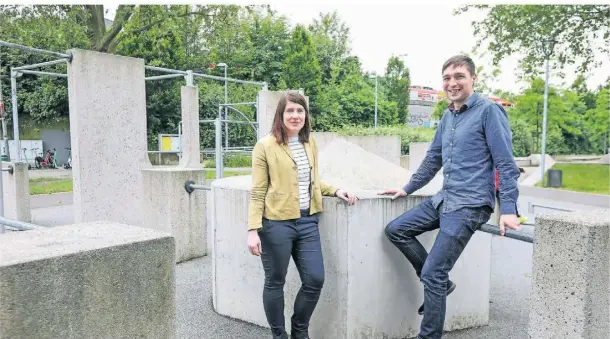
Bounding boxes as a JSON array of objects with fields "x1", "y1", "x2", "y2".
[
  {"x1": 270, "y1": 92, "x2": 311, "y2": 144},
  {"x1": 442, "y1": 55, "x2": 476, "y2": 76}
]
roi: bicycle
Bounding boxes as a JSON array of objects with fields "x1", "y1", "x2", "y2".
[{"x1": 35, "y1": 148, "x2": 57, "y2": 169}]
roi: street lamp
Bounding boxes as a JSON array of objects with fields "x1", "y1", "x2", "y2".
[
  {"x1": 369, "y1": 74, "x2": 378, "y2": 128},
  {"x1": 217, "y1": 62, "x2": 228, "y2": 150},
  {"x1": 540, "y1": 38, "x2": 556, "y2": 187}
]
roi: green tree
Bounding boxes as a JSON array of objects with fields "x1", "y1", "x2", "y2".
[
  {"x1": 455, "y1": 5, "x2": 610, "y2": 76},
  {"x1": 282, "y1": 25, "x2": 322, "y2": 94},
  {"x1": 384, "y1": 56, "x2": 410, "y2": 124}
]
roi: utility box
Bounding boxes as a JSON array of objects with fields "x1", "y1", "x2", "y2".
[{"x1": 547, "y1": 169, "x2": 563, "y2": 188}]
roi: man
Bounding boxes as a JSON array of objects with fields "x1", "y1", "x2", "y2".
[{"x1": 379, "y1": 55, "x2": 521, "y2": 339}]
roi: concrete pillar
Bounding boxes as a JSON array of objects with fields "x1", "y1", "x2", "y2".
[
  {"x1": 2, "y1": 162, "x2": 30, "y2": 222},
  {"x1": 409, "y1": 142, "x2": 444, "y2": 193},
  {"x1": 256, "y1": 90, "x2": 308, "y2": 139},
  {"x1": 211, "y1": 176, "x2": 492, "y2": 338},
  {"x1": 67, "y1": 49, "x2": 151, "y2": 227},
  {"x1": 0, "y1": 221, "x2": 176, "y2": 339},
  {"x1": 528, "y1": 209, "x2": 610, "y2": 339},
  {"x1": 141, "y1": 168, "x2": 206, "y2": 263},
  {"x1": 178, "y1": 85, "x2": 201, "y2": 168}
]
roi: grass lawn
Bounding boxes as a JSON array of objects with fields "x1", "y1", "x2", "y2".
[
  {"x1": 537, "y1": 163, "x2": 610, "y2": 195},
  {"x1": 29, "y1": 178, "x2": 73, "y2": 195},
  {"x1": 28, "y1": 171, "x2": 248, "y2": 195}
]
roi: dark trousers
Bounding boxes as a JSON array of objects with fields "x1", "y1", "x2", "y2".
[
  {"x1": 384, "y1": 199, "x2": 492, "y2": 339},
  {"x1": 259, "y1": 210, "x2": 324, "y2": 339}
]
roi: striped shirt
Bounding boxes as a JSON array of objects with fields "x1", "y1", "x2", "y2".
[{"x1": 288, "y1": 136, "x2": 311, "y2": 210}]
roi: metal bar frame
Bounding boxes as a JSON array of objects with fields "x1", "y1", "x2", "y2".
[
  {"x1": 13, "y1": 58, "x2": 67, "y2": 71},
  {"x1": 218, "y1": 102, "x2": 257, "y2": 106},
  {"x1": 145, "y1": 74, "x2": 185, "y2": 81},
  {"x1": 17, "y1": 70, "x2": 67, "y2": 78},
  {"x1": 0, "y1": 216, "x2": 43, "y2": 231},
  {"x1": 479, "y1": 224, "x2": 534, "y2": 243},
  {"x1": 144, "y1": 65, "x2": 188, "y2": 75},
  {"x1": 0, "y1": 40, "x2": 71, "y2": 60},
  {"x1": 192, "y1": 72, "x2": 266, "y2": 87}
]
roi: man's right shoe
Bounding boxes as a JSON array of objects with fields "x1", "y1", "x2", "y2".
[{"x1": 417, "y1": 280, "x2": 456, "y2": 315}]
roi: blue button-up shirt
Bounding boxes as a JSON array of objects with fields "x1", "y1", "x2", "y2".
[{"x1": 403, "y1": 93, "x2": 520, "y2": 215}]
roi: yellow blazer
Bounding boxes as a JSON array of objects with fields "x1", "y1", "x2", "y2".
[{"x1": 247, "y1": 135, "x2": 338, "y2": 230}]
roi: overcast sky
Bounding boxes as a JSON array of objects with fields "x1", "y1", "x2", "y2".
[{"x1": 104, "y1": 1, "x2": 610, "y2": 94}]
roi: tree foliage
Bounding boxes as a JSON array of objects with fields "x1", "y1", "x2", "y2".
[{"x1": 455, "y1": 5, "x2": 610, "y2": 77}]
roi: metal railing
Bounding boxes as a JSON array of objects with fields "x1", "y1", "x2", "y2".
[{"x1": 184, "y1": 180, "x2": 211, "y2": 194}]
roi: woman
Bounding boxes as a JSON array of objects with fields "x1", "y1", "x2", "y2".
[{"x1": 247, "y1": 93, "x2": 357, "y2": 339}]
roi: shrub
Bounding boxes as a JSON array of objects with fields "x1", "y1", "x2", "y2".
[{"x1": 204, "y1": 154, "x2": 252, "y2": 168}]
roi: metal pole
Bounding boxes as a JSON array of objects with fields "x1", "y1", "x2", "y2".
[
  {"x1": 215, "y1": 118, "x2": 223, "y2": 179},
  {"x1": 540, "y1": 56, "x2": 550, "y2": 187},
  {"x1": 0, "y1": 48, "x2": 8, "y2": 162},
  {"x1": 12, "y1": 58, "x2": 66, "y2": 71},
  {"x1": 192, "y1": 72, "x2": 266, "y2": 87},
  {"x1": 224, "y1": 66, "x2": 228, "y2": 151},
  {"x1": 0, "y1": 40, "x2": 71, "y2": 59},
  {"x1": 17, "y1": 70, "x2": 67, "y2": 78},
  {"x1": 374, "y1": 77, "x2": 378, "y2": 128},
  {"x1": 0, "y1": 159, "x2": 4, "y2": 234},
  {"x1": 10, "y1": 70, "x2": 20, "y2": 161},
  {"x1": 145, "y1": 74, "x2": 184, "y2": 81},
  {"x1": 185, "y1": 70, "x2": 194, "y2": 86},
  {"x1": 144, "y1": 65, "x2": 188, "y2": 75},
  {"x1": 219, "y1": 102, "x2": 257, "y2": 106}
]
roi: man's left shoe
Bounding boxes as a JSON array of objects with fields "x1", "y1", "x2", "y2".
[
  {"x1": 290, "y1": 331, "x2": 310, "y2": 339},
  {"x1": 418, "y1": 280, "x2": 456, "y2": 315}
]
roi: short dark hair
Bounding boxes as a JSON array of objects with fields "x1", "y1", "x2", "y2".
[
  {"x1": 442, "y1": 55, "x2": 476, "y2": 76},
  {"x1": 270, "y1": 92, "x2": 311, "y2": 145}
]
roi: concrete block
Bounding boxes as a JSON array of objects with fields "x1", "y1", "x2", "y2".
[
  {"x1": 0, "y1": 221, "x2": 175, "y2": 339},
  {"x1": 67, "y1": 49, "x2": 151, "y2": 227},
  {"x1": 1, "y1": 162, "x2": 30, "y2": 222},
  {"x1": 400, "y1": 155, "x2": 410, "y2": 169},
  {"x1": 142, "y1": 168, "x2": 206, "y2": 262},
  {"x1": 178, "y1": 85, "x2": 201, "y2": 168},
  {"x1": 256, "y1": 90, "x2": 308, "y2": 139},
  {"x1": 344, "y1": 135, "x2": 401, "y2": 165},
  {"x1": 311, "y1": 132, "x2": 402, "y2": 166},
  {"x1": 409, "y1": 142, "x2": 444, "y2": 193},
  {"x1": 528, "y1": 209, "x2": 610, "y2": 339},
  {"x1": 211, "y1": 176, "x2": 492, "y2": 338}
]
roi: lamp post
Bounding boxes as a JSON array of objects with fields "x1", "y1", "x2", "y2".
[
  {"x1": 369, "y1": 74, "x2": 378, "y2": 128},
  {"x1": 217, "y1": 62, "x2": 228, "y2": 150},
  {"x1": 540, "y1": 39, "x2": 556, "y2": 187}
]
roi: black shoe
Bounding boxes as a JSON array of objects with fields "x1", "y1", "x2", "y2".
[
  {"x1": 418, "y1": 280, "x2": 456, "y2": 315},
  {"x1": 290, "y1": 332, "x2": 310, "y2": 339}
]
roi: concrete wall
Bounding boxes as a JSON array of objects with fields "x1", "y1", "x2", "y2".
[
  {"x1": 0, "y1": 221, "x2": 176, "y2": 339},
  {"x1": 210, "y1": 176, "x2": 493, "y2": 338},
  {"x1": 312, "y1": 132, "x2": 402, "y2": 165},
  {"x1": 2, "y1": 162, "x2": 30, "y2": 222},
  {"x1": 256, "y1": 90, "x2": 307, "y2": 139},
  {"x1": 518, "y1": 185, "x2": 610, "y2": 216},
  {"x1": 528, "y1": 209, "x2": 609, "y2": 339},
  {"x1": 142, "y1": 168, "x2": 206, "y2": 263},
  {"x1": 67, "y1": 49, "x2": 151, "y2": 227}
]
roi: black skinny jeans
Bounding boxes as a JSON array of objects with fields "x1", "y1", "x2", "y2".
[{"x1": 259, "y1": 209, "x2": 324, "y2": 339}]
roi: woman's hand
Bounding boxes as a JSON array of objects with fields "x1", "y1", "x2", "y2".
[
  {"x1": 336, "y1": 189, "x2": 358, "y2": 205},
  {"x1": 247, "y1": 230, "x2": 262, "y2": 256}
]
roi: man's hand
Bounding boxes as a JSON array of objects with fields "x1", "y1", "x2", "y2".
[
  {"x1": 499, "y1": 214, "x2": 521, "y2": 236},
  {"x1": 336, "y1": 189, "x2": 358, "y2": 205},
  {"x1": 378, "y1": 188, "x2": 407, "y2": 200}
]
